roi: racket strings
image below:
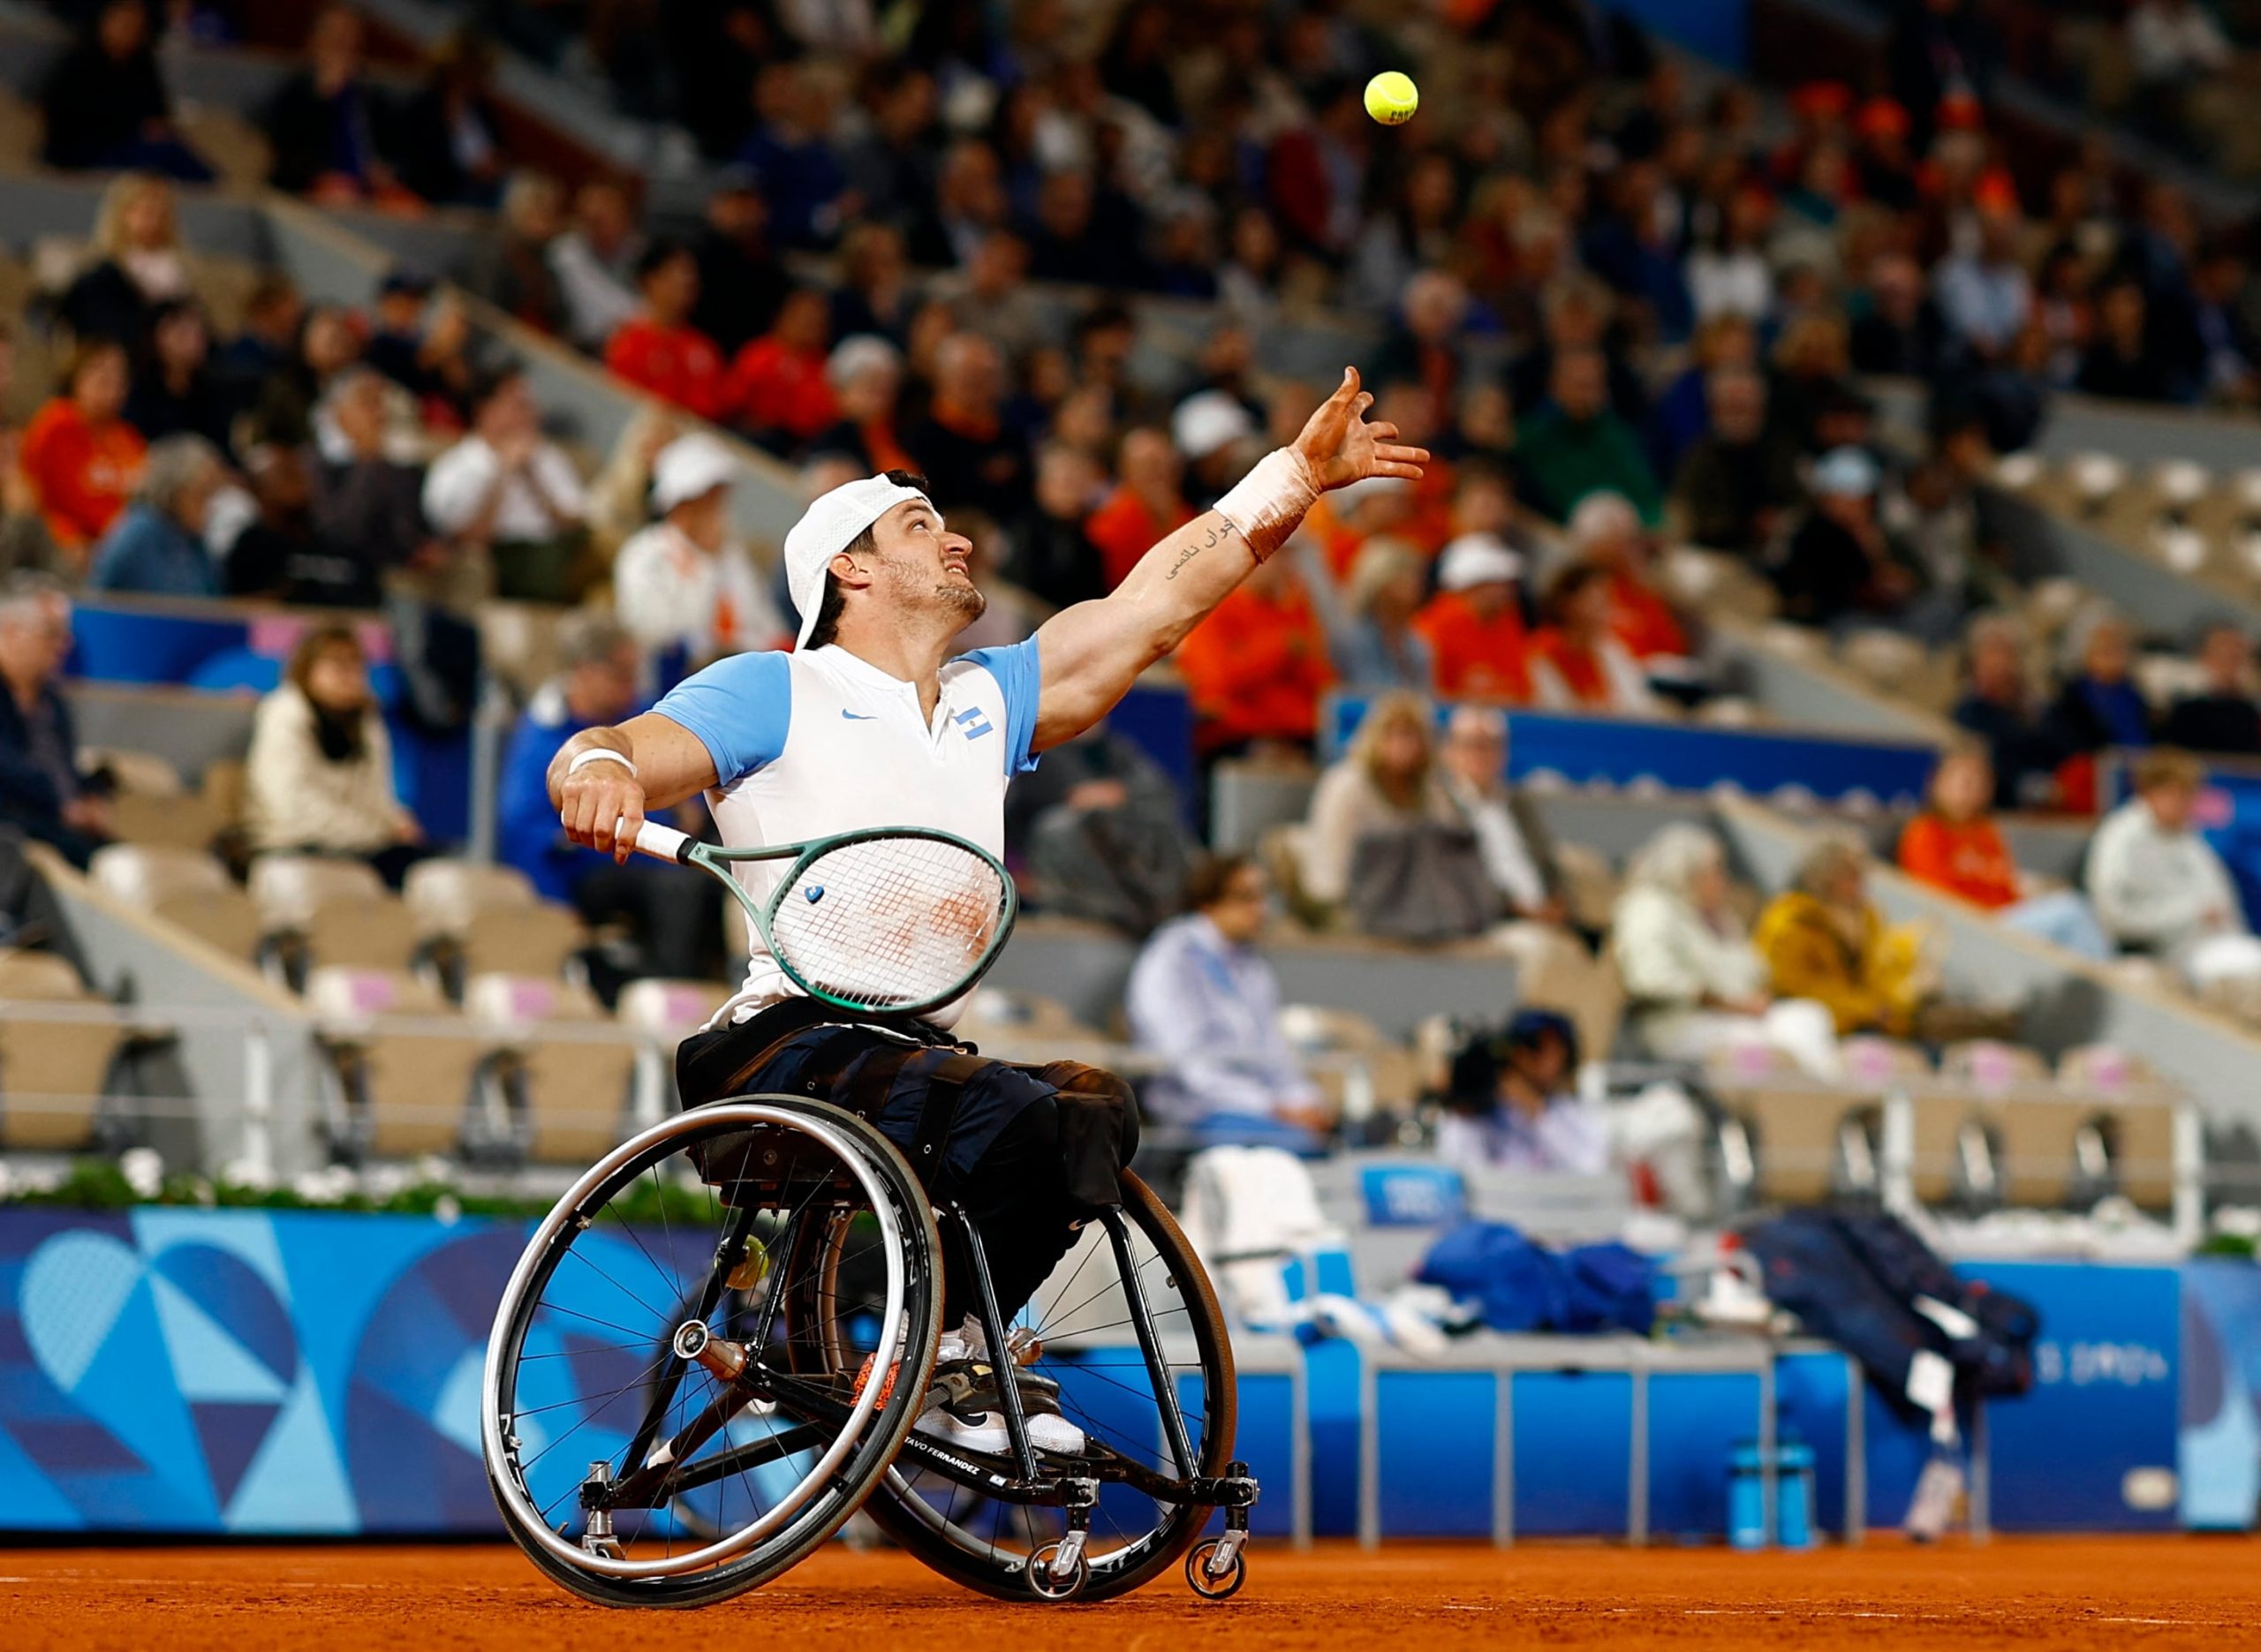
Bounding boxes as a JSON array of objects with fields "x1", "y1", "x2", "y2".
[{"x1": 768, "y1": 836, "x2": 1010, "y2": 1010}]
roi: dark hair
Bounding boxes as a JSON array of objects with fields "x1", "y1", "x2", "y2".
[
  {"x1": 633, "y1": 237, "x2": 692, "y2": 285},
  {"x1": 60, "y1": 336, "x2": 126, "y2": 393},
  {"x1": 285, "y1": 621, "x2": 364, "y2": 696},
  {"x1": 1444, "y1": 1008, "x2": 1580, "y2": 1115},
  {"x1": 470, "y1": 362, "x2": 526, "y2": 410},
  {"x1": 1182, "y1": 853, "x2": 1258, "y2": 912},
  {"x1": 1543, "y1": 560, "x2": 1611, "y2": 623},
  {"x1": 804, "y1": 469, "x2": 931, "y2": 651}
]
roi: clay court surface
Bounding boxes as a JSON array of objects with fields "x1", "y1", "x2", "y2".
[{"x1": 4, "y1": 1537, "x2": 2260, "y2": 1651}]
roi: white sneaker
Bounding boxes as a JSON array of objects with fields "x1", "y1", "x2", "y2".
[{"x1": 913, "y1": 1326, "x2": 1086, "y2": 1456}]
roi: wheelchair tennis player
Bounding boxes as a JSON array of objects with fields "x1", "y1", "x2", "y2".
[{"x1": 549, "y1": 368, "x2": 1425, "y2": 1460}]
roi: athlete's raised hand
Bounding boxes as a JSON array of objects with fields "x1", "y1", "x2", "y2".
[{"x1": 1290, "y1": 367, "x2": 1430, "y2": 493}]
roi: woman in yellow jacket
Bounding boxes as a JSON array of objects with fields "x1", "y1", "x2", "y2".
[{"x1": 1753, "y1": 834, "x2": 1931, "y2": 1037}]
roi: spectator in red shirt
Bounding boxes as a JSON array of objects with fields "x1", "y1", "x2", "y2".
[
  {"x1": 602, "y1": 240, "x2": 725, "y2": 421},
  {"x1": 1415, "y1": 532, "x2": 1532, "y2": 703},
  {"x1": 1174, "y1": 553, "x2": 1333, "y2": 757},
  {"x1": 1527, "y1": 562, "x2": 1663, "y2": 715},
  {"x1": 723, "y1": 286, "x2": 838, "y2": 451},
  {"x1": 1085, "y1": 427, "x2": 1196, "y2": 591},
  {"x1": 19, "y1": 338, "x2": 146, "y2": 566},
  {"x1": 1565, "y1": 490, "x2": 1691, "y2": 663}
]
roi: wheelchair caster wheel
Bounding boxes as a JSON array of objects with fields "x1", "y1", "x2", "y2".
[
  {"x1": 1025, "y1": 1542, "x2": 1089, "y2": 1601},
  {"x1": 1184, "y1": 1537, "x2": 1245, "y2": 1600}
]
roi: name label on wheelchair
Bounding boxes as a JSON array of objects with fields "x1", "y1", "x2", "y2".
[{"x1": 898, "y1": 1437, "x2": 1009, "y2": 1486}]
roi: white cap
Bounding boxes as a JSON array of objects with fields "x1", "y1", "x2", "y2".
[
  {"x1": 783, "y1": 472, "x2": 934, "y2": 647},
  {"x1": 1171, "y1": 390, "x2": 1256, "y2": 462},
  {"x1": 651, "y1": 434, "x2": 739, "y2": 514},
  {"x1": 1437, "y1": 532, "x2": 1524, "y2": 592}
]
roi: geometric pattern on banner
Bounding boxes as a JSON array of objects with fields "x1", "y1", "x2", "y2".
[
  {"x1": 4, "y1": 1209, "x2": 838, "y2": 1535},
  {"x1": 223, "y1": 1365, "x2": 357, "y2": 1533}
]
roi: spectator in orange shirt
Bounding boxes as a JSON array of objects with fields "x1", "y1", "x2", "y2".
[
  {"x1": 1565, "y1": 491, "x2": 1690, "y2": 662},
  {"x1": 1086, "y1": 427, "x2": 1196, "y2": 591},
  {"x1": 19, "y1": 338, "x2": 146, "y2": 566},
  {"x1": 1174, "y1": 552, "x2": 1332, "y2": 757},
  {"x1": 1896, "y1": 741, "x2": 2111, "y2": 958},
  {"x1": 1415, "y1": 532, "x2": 1531, "y2": 703},
  {"x1": 1307, "y1": 471, "x2": 1417, "y2": 579},
  {"x1": 602, "y1": 240, "x2": 726, "y2": 421},
  {"x1": 1527, "y1": 562, "x2": 1663, "y2": 715},
  {"x1": 723, "y1": 286, "x2": 838, "y2": 451}
]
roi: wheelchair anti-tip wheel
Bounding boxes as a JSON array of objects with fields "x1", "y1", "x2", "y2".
[{"x1": 481, "y1": 1097, "x2": 943, "y2": 1610}]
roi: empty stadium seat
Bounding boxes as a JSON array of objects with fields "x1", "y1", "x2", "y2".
[
  {"x1": 1705, "y1": 1044, "x2": 1876, "y2": 1207},
  {"x1": 615, "y1": 977, "x2": 732, "y2": 1037},
  {"x1": 403, "y1": 859, "x2": 586, "y2": 984},
  {"x1": 85, "y1": 746, "x2": 185, "y2": 797},
  {"x1": 1939, "y1": 1039, "x2": 2050, "y2": 1095},
  {"x1": 306, "y1": 966, "x2": 493, "y2": 1162},
  {"x1": 2053, "y1": 1045, "x2": 2179, "y2": 1209},
  {"x1": 89, "y1": 844, "x2": 261, "y2": 961},
  {"x1": 0, "y1": 948, "x2": 127, "y2": 1152},
  {"x1": 465, "y1": 973, "x2": 639, "y2": 1165},
  {"x1": 1548, "y1": 841, "x2": 1621, "y2": 932},
  {"x1": 1835, "y1": 630, "x2": 1958, "y2": 715},
  {"x1": 2055, "y1": 1044, "x2": 2159, "y2": 1097},
  {"x1": 88, "y1": 746, "x2": 231, "y2": 852},
  {"x1": 250, "y1": 856, "x2": 423, "y2": 980},
  {"x1": 1277, "y1": 1003, "x2": 1420, "y2": 1113},
  {"x1": 1837, "y1": 1036, "x2": 1932, "y2": 1087}
]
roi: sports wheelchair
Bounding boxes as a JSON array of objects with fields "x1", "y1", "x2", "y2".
[{"x1": 480, "y1": 826, "x2": 1256, "y2": 1607}]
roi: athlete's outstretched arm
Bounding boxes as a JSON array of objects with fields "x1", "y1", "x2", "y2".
[
  {"x1": 548, "y1": 712, "x2": 716, "y2": 861},
  {"x1": 1028, "y1": 367, "x2": 1426, "y2": 751}
]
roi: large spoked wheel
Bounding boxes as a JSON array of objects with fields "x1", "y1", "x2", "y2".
[
  {"x1": 857, "y1": 1173, "x2": 1237, "y2": 1603},
  {"x1": 481, "y1": 1098, "x2": 943, "y2": 1610}
]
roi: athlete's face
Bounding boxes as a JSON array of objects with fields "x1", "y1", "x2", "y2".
[{"x1": 868, "y1": 498, "x2": 985, "y2": 631}]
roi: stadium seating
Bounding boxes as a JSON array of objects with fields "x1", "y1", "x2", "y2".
[
  {"x1": 86, "y1": 745, "x2": 234, "y2": 853},
  {"x1": 306, "y1": 965, "x2": 493, "y2": 1163},
  {"x1": 249, "y1": 856, "x2": 423, "y2": 983},
  {"x1": 463, "y1": 972, "x2": 641, "y2": 1165},
  {"x1": 0, "y1": 947, "x2": 127, "y2": 1153},
  {"x1": 402, "y1": 859, "x2": 586, "y2": 990},
  {"x1": 89, "y1": 843, "x2": 261, "y2": 962}
]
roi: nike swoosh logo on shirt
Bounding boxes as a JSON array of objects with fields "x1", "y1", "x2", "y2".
[{"x1": 840, "y1": 709, "x2": 877, "y2": 720}]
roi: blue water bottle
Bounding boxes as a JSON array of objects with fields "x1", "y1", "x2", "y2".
[
  {"x1": 1728, "y1": 1443, "x2": 1768, "y2": 1550},
  {"x1": 1775, "y1": 1440, "x2": 1817, "y2": 1550}
]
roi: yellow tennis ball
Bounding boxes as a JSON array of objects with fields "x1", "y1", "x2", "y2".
[{"x1": 1365, "y1": 71, "x2": 1418, "y2": 126}]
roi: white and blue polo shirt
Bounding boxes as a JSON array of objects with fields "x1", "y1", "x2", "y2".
[{"x1": 652, "y1": 638, "x2": 1040, "y2": 1029}]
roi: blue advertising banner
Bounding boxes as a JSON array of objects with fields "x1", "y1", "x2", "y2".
[
  {"x1": 0, "y1": 1205, "x2": 2222, "y2": 1537},
  {"x1": 1327, "y1": 700, "x2": 1939, "y2": 808},
  {"x1": 1963, "y1": 1260, "x2": 2182, "y2": 1532},
  {"x1": 0, "y1": 1206, "x2": 536, "y2": 1533}
]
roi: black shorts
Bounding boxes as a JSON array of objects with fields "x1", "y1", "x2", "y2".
[{"x1": 674, "y1": 997, "x2": 1139, "y2": 1211}]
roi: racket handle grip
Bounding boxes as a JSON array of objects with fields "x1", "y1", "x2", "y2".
[{"x1": 628, "y1": 820, "x2": 695, "y2": 864}]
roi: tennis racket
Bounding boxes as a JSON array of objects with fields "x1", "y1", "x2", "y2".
[{"x1": 626, "y1": 821, "x2": 1017, "y2": 1017}]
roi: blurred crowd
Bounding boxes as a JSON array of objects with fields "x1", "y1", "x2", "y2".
[{"x1": 15, "y1": 0, "x2": 2261, "y2": 1165}]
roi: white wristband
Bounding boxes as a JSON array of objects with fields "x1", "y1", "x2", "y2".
[
  {"x1": 567, "y1": 747, "x2": 638, "y2": 780},
  {"x1": 1214, "y1": 447, "x2": 1320, "y2": 561}
]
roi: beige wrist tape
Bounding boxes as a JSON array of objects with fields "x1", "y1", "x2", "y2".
[{"x1": 1214, "y1": 448, "x2": 1320, "y2": 561}]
